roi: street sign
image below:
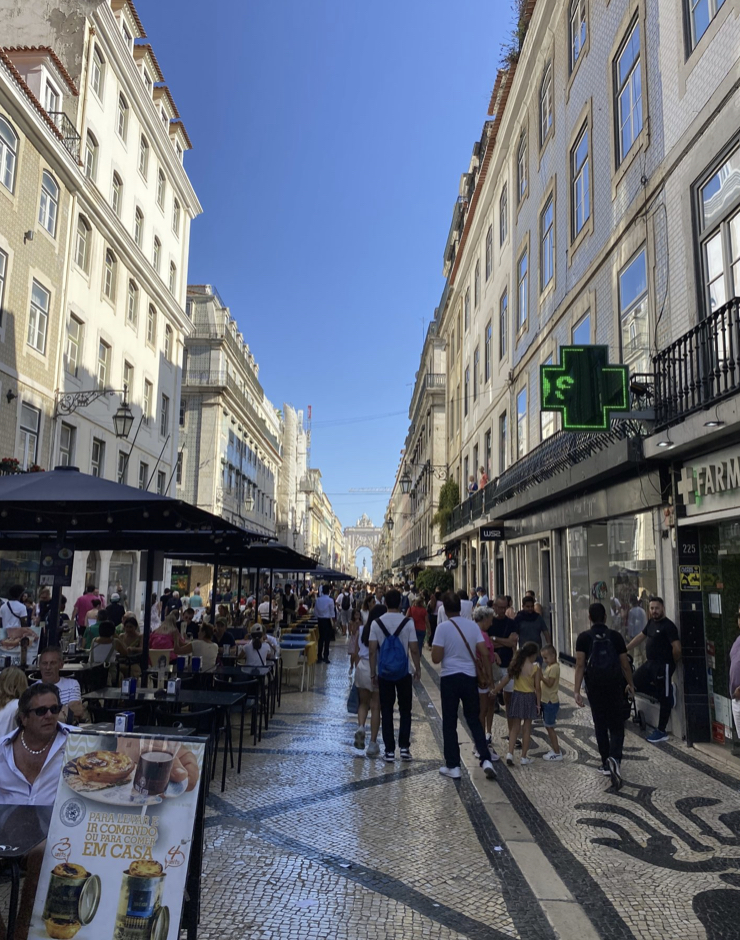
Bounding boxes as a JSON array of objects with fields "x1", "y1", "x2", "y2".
[{"x1": 540, "y1": 345, "x2": 629, "y2": 431}]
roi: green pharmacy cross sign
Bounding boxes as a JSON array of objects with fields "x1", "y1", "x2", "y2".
[{"x1": 540, "y1": 345, "x2": 629, "y2": 431}]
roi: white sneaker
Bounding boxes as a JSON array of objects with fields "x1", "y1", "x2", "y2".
[
  {"x1": 366, "y1": 741, "x2": 380, "y2": 758},
  {"x1": 520, "y1": 756, "x2": 533, "y2": 765},
  {"x1": 439, "y1": 766, "x2": 462, "y2": 779},
  {"x1": 353, "y1": 727, "x2": 366, "y2": 750},
  {"x1": 542, "y1": 751, "x2": 563, "y2": 761},
  {"x1": 473, "y1": 748, "x2": 480, "y2": 758},
  {"x1": 481, "y1": 760, "x2": 497, "y2": 780},
  {"x1": 506, "y1": 752, "x2": 514, "y2": 766}
]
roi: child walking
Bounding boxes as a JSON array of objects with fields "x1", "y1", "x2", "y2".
[
  {"x1": 347, "y1": 609, "x2": 361, "y2": 676},
  {"x1": 540, "y1": 644, "x2": 563, "y2": 761},
  {"x1": 493, "y1": 641, "x2": 540, "y2": 766}
]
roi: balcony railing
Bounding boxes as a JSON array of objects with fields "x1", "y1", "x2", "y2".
[
  {"x1": 189, "y1": 310, "x2": 264, "y2": 398},
  {"x1": 183, "y1": 370, "x2": 279, "y2": 452},
  {"x1": 48, "y1": 112, "x2": 80, "y2": 161},
  {"x1": 409, "y1": 372, "x2": 446, "y2": 422},
  {"x1": 654, "y1": 297, "x2": 740, "y2": 428}
]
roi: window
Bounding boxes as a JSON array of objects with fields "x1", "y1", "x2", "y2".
[
  {"x1": 156, "y1": 169, "x2": 166, "y2": 208},
  {"x1": 75, "y1": 215, "x2": 90, "y2": 271},
  {"x1": 138, "y1": 135, "x2": 149, "y2": 177},
  {"x1": 473, "y1": 445, "x2": 479, "y2": 480},
  {"x1": 39, "y1": 171, "x2": 59, "y2": 236},
  {"x1": 103, "y1": 249, "x2": 117, "y2": 299},
  {"x1": 500, "y1": 185, "x2": 508, "y2": 245},
  {"x1": 541, "y1": 356, "x2": 556, "y2": 441},
  {"x1": 517, "y1": 250, "x2": 528, "y2": 330},
  {"x1": 19, "y1": 403, "x2": 40, "y2": 469},
  {"x1": 699, "y1": 143, "x2": 740, "y2": 313},
  {"x1": 172, "y1": 198, "x2": 180, "y2": 236},
  {"x1": 179, "y1": 398, "x2": 186, "y2": 426},
  {"x1": 540, "y1": 62, "x2": 553, "y2": 146},
  {"x1": 168, "y1": 261, "x2": 176, "y2": 295},
  {"x1": 117, "y1": 451, "x2": 128, "y2": 485},
  {"x1": 619, "y1": 247, "x2": 649, "y2": 374},
  {"x1": 176, "y1": 452, "x2": 183, "y2": 485},
  {"x1": 156, "y1": 470, "x2": 166, "y2": 495},
  {"x1": 0, "y1": 117, "x2": 18, "y2": 192},
  {"x1": 464, "y1": 455, "x2": 469, "y2": 488},
  {"x1": 122, "y1": 360, "x2": 133, "y2": 397},
  {"x1": 615, "y1": 19, "x2": 643, "y2": 165},
  {"x1": 84, "y1": 132, "x2": 98, "y2": 180},
  {"x1": 90, "y1": 438, "x2": 104, "y2": 477},
  {"x1": 138, "y1": 462, "x2": 149, "y2": 490},
  {"x1": 500, "y1": 290, "x2": 508, "y2": 359},
  {"x1": 572, "y1": 125, "x2": 590, "y2": 239},
  {"x1": 449, "y1": 395, "x2": 455, "y2": 438},
  {"x1": 91, "y1": 46, "x2": 104, "y2": 97},
  {"x1": 126, "y1": 281, "x2": 139, "y2": 327},
  {"x1": 474, "y1": 260, "x2": 480, "y2": 307},
  {"x1": 134, "y1": 207, "x2": 143, "y2": 247},
  {"x1": 570, "y1": 0, "x2": 587, "y2": 70},
  {"x1": 116, "y1": 94, "x2": 129, "y2": 140},
  {"x1": 484, "y1": 429, "x2": 492, "y2": 477},
  {"x1": 464, "y1": 287, "x2": 470, "y2": 330},
  {"x1": 485, "y1": 321, "x2": 492, "y2": 382},
  {"x1": 573, "y1": 312, "x2": 591, "y2": 345},
  {"x1": 164, "y1": 324, "x2": 173, "y2": 360},
  {"x1": 499, "y1": 411, "x2": 507, "y2": 473},
  {"x1": 541, "y1": 196, "x2": 554, "y2": 290},
  {"x1": 44, "y1": 81, "x2": 60, "y2": 114},
  {"x1": 59, "y1": 423, "x2": 76, "y2": 466},
  {"x1": 143, "y1": 380, "x2": 152, "y2": 423},
  {"x1": 517, "y1": 134, "x2": 527, "y2": 203},
  {"x1": 176, "y1": 142, "x2": 183, "y2": 162},
  {"x1": 97, "y1": 339, "x2": 110, "y2": 388},
  {"x1": 464, "y1": 366, "x2": 470, "y2": 417},
  {"x1": 65, "y1": 315, "x2": 83, "y2": 376},
  {"x1": 28, "y1": 280, "x2": 49, "y2": 353},
  {"x1": 689, "y1": 0, "x2": 726, "y2": 50},
  {"x1": 146, "y1": 304, "x2": 157, "y2": 345},
  {"x1": 152, "y1": 237, "x2": 161, "y2": 273},
  {"x1": 143, "y1": 69, "x2": 152, "y2": 94},
  {"x1": 111, "y1": 173, "x2": 122, "y2": 216},
  {"x1": 160, "y1": 393, "x2": 170, "y2": 436},
  {"x1": 473, "y1": 347, "x2": 480, "y2": 401},
  {"x1": 516, "y1": 387, "x2": 527, "y2": 458},
  {"x1": 0, "y1": 249, "x2": 6, "y2": 325},
  {"x1": 122, "y1": 21, "x2": 132, "y2": 45}
]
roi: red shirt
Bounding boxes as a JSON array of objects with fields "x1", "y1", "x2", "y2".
[
  {"x1": 408, "y1": 606, "x2": 427, "y2": 633},
  {"x1": 74, "y1": 592, "x2": 103, "y2": 625}
]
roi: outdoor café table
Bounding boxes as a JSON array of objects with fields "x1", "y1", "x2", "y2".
[
  {"x1": 80, "y1": 722, "x2": 197, "y2": 736},
  {"x1": 215, "y1": 663, "x2": 276, "y2": 723},
  {"x1": 0, "y1": 804, "x2": 52, "y2": 940},
  {"x1": 81, "y1": 688, "x2": 246, "y2": 792}
]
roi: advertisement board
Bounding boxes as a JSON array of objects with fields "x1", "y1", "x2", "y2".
[{"x1": 30, "y1": 731, "x2": 205, "y2": 940}]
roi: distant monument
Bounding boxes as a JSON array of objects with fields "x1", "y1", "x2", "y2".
[{"x1": 345, "y1": 514, "x2": 381, "y2": 581}]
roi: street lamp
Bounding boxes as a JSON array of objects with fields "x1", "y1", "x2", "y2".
[
  {"x1": 400, "y1": 466, "x2": 412, "y2": 494},
  {"x1": 386, "y1": 514, "x2": 394, "y2": 530},
  {"x1": 112, "y1": 399, "x2": 135, "y2": 439}
]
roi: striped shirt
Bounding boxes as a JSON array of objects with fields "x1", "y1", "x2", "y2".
[{"x1": 34, "y1": 677, "x2": 81, "y2": 706}]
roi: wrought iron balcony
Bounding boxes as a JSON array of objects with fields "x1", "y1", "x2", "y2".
[
  {"x1": 654, "y1": 297, "x2": 740, "y2": 428},
  {"x1": 48, "y1": 112, "x2": 80, "y2": 161}
]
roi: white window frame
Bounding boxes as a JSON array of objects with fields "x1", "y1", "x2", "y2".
[
  {"x1": 160, "y1": 393, "x2": 170, "y2": 437},
  {"x1": 84, "y1": 132, "x2": 98, "y2": 181},
  {"x1": 540, "y1": 62, "x2": 553, "y2": 147},
  {"x1": 147, "y1": 304, "x2": 157, "y2": 346},
  {"x1": 499, "y1": 289, "x2": 508, "y2": 360},
  {"x1": 152, "y1": 236, "x2": 161, "y2": 273},
  {"x1": 111, "y1": 172, "x2": 123, "y2": 216},
  {"x1": 116, "y1": 94, "x2": 129, "y2": 141},
  {"x1": 615, "y1": 18, "x2": 643, "y2": 165},
  {"x1": 143, "y1": 379, "x2": 152, "y2": 424},
  {"x1": 134, "y1": 207, "x2": 143, "y2": 246},
  {"x1": 156, "y1": 169, "x2": 166, "y2": 208},
  {"x1": 75, "y1": 215, "x2": 90, "y2": 271},
  {"x1": 517, "y1": 134, "x2": 527, "y2": 203},
  {"x1": 688, "y1": 0, "x2": 726, "y2": 51},
  {"x1": 65, "y1": 314, "x2": 83, "y2": 376},
  {"x1": 164, "y1": 324, "x2": 173, "y2": 361},
  {"x1": 97, "y1": 339, "x2": 110, "y2": 388},
  {"x1": 91, "y1": 46, "x2": 104, "y2": 98},
  {"x1": 138, "y1": 135, "x2": 149, "y2": 177},
  {"x1": 19, "y1": 403, "x2": 40, "y2": 469},
  {"x1": 485, "y1": 320, "x2": 492, "y2": 382},
  {"x1": 59, "y1": 422, "x2": 76, "y2": 466},
  {"x1": 172, "y1": 198, "x2": 180, "y2": 237},
  {"x1": 39, "y1": 171, "x2": 59, "y2": 236},
  {"x1": 103, "y1": 249, "x2": 117, "y2": 299},
  {"x1": 168, "y1": 261, "x2": 176, "y2": 295},
  {"x1": 127, "y1": 280, "x2": 139, "y2": 327},
  {"x1": 90, "y1": 438, "x2": 104, "y2": 477},
  {"x1": 500, "y1": 184, "x2": 508, "y2": 245},
  {"x1": 122, "y1": 360, "x2": 133, "y2": 397},
  {"x1": 572, "y1": 125, "x2": 590, "y2": 239},
  {"x1": 0, "y1": 117, "x2": 17, "y2": 192},
  {"x1": 485, "y1": 225, "x2": 493, "y2": 280},
  {"x1": 156, "y1": 470, "x2": 166, "y2": 496},
  {"x1": 28, "y1": 280, "x2": 50, "y2": 354},
  {"x1": 517, "y1": 250, "x2": 528, "y2": 330},
  {"x1": 0, "y1": 249, "x2": 6, "y2": 326},
  {"x1": 541, "y1": 196, "x2": 554, "y2": 290},
  {"x1": 570, "y1": 0, "x2": 587, "y2": 71},
  {"x1": 516, "y1": 386, "x2": 528, "y2": 459},
  {"x1": 117, "y1": 450, "x2": 128, "y2": 485}
]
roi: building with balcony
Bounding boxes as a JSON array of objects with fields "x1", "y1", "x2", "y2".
[{"x1": 276, "y1": 402, "x2": 308, "y2": 554}]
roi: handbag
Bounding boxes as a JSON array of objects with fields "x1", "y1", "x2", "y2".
[
  {"x1": 346, "y1": 681, "x2": 359, "y2": 715},
  {"x1": 450, "y1": 618, "x2": 489, "y2": 688}
]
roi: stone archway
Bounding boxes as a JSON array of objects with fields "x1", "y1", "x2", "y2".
[{"x1": 344, "y1": 515, "x2": 381, "y2": 578}]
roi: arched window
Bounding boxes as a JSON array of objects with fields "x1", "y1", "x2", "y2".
[
  {"x1": 111, "y1": 172, "x2": 122, "y2": 216},
  {"x1": 164, "y1": 324, "x2": 173, "y2": 360},
  {"x1": 103, "y1": 248, "x2": 117, "y2": 299},
  {"x1": 156, "y1": 168, "x2": 166, "y2": 208},
  {"x1": 152, "y1": 236, "x2": 161, "y2": 273},
  {"x1": 138, "y1": 134, "x2": 149, "y2": 177},
  {"x1": 134, "y1": 207, "x2": 143, "y2": 246},
  {"x1": 0, "y1": 117, "x2": 18, "y2": 192},
  {"x1": 172, "y1": 198, "x2": 180, "y2": 236},
  {"x1": 39, "y1": 171, "x2": 59, "y2": 236},
  {"x1": 75, "y1": 215, "x2": 91, "y2": 271},
  {"x1": 84, "y1": 131, "x2": 98, "y2": 180},
  {"x1": 168, "y1": 261, "x2": 176, "y2": 295},
  {"x1": 116, "y1": 94, "x2": 128, "y2": 140},
  {"x1": 91, "y1": 46, "x2": 105, "y2": 97},
  {"x1": 127, "y1": 280, "x2": 139, "y2": 326}
]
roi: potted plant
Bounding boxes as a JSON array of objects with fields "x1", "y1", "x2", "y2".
[
  {"x1": 0, "y1": 456, "x2": 20, "y2": 471},
  {"x1": 28, "y1": 464, "x2": 45, "y2": 472}
]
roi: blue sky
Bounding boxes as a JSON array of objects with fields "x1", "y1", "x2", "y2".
[{"x1": 140, "y1": 0, "x2": 512, "y2": 529}]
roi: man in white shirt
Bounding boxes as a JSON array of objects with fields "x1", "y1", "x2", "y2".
[
  {"x1": 369, "y1": 589, "x2": 420, "y2": 762},
  {"x1": 0, "y1": 584, "x2": 29, "y2": 630},
  {"x1": 432, "y1": 592, "x2": 496, "y2": 780},
  {"x1": 314, "y1": 585, "x2": 336, "y2": 664},
  {"x1": 336, "y1": 589, "x2": 352, "y2": 636},
  {"x1": 37, "y1": 647, "x2": 83, "y2": 722}
]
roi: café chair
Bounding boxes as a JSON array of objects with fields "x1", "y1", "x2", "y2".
[
  {"x1": 88, "y1": 701, "x2": 151, "y2": 726},
  {"x1": 280, "y1": 647, "x2": 304, "y2": 690},
  {"x1": 212, "y1": 676, "x2": 261, "y2": 776}
]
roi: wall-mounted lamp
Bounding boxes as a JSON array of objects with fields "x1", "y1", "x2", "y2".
[
  {"x1": 6, "y1": 389, "x2": 17, "y2": 404},
  {"x1": 656, "y1": 436, "x2": 674, "y2": 449},
  {"x1": 23, "y1": 230, "x2": 34, "y2": 243},
  {"x1": 703, "y1": 406, "x2": 725, "y2": 428}
]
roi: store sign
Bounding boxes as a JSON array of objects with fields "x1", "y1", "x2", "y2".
[
  {"x1": 677, "y1": 446, "x2": 740, "y2": 512},
  {"x1": 480, "y1": 526, "x2": 506, "y2": 542},
  {"x1": 38, "y1": 541, "x2": 75, "y2": 588},
  {"x1": 540, "y1": 345, "x2": 629, "y2": 431},
  {"x1": 679, "y1": 564, "x2": 701, "y2": 591}
]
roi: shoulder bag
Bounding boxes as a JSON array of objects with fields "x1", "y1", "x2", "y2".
[{"x1": 450, "y1": 618, "x2": 489, "y2": 688}]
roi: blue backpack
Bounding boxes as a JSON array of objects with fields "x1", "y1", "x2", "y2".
[{"x1": 377, "y1": 617, "x2": 411, "y2": 681}]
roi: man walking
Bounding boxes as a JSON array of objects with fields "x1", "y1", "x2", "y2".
[
  {"x1": 574, "y1": 603, "x2": 634, "y2": 790},
  {"x1": 626, "y1": 597, "x2": 681, "y2": 743},
  {"x1": 514, "y1": 595, "x2": 550, "y2": 649},
  {"x1": 314, "y1": 585, "x2": 336, "y2": 664},
  {"x1": 336, "y1": 586, "x2": 352, "y2": 637},
  {"x1": 488, "y1": 596, "x2": 518, "y2": 741},
  {"x1": 432, "y1": 592, "x2": 497, "y2": 780},
  {"x1": 369, "y1": 589, "x2": 420, "y2": 762}
]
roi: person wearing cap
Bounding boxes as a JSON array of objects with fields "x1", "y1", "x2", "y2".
[
  {"x1": 103, "y1": 593, "x2": 126, "y2": 629},
  {"x1": 242, "y1": 624, "x2": 274, "y2": 667}
]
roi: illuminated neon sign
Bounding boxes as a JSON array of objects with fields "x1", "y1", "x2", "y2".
[{"x1": 540, "y1": 345, "x2": 629, "y2": 431}]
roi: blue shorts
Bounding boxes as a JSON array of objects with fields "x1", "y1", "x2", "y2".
[{"x1": 542, "y1": 702, "x2": 560, "y2": 728}]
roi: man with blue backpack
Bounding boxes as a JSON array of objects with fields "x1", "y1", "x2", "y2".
[
  {"x1": 369, "y1": 588, "x2": 421, "y2": 763},
  {"x1": 574, "y1": 602, "x2": 635, "y2": 791}
]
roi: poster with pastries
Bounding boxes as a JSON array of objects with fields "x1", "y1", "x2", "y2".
[{"x1": 30, "y1": 730, "x2": 206, "y2": 940}]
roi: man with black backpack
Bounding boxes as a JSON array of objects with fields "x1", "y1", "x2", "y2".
[
  {"x1": 368, "y1": 588, "x2": 421, "y2": 763},
  {"x1": 336, "y1": 586, "x2": 352, "y2": 636},
  {"x1": 574, "y1": 602, "x2": 634, "y2": 791}
]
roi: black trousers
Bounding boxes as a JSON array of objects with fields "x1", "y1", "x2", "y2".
[
  {"x1": 378, "y1": 673, "x2": 413, "y2": 752},
  {"x1": 440, "y1": 672, "x2": 492, "y2": 768},
  {"x1": 633, "y1": 661, "x2": 675, "y2": 732},
  {"x1": 588, "y1": 691, "x2": 625, "y2": 766},
  {"x1": 317, "y1": 619, "x2": 333, "y2": 661}
]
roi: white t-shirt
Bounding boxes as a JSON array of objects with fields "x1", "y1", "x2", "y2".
[
  {"x1": 460, "y1": 600, "x2": 474, "y2": 619},
  {"x1": 314, "y1": 595, "x2": 336, "y2": 619},
  {"x1": 89, "y1": 642, "x2": 118, "y2": 664},
  {"x1": 0, "y1": 600, "x2": 27, "y2": 630},
  {"x1": 369, "y1": 613, "x2": 417, "y2": 675},
  {"x1": 191, "y1": 640, "x2": 218, "y2": 670},
  {"x1": 243, "y1": 641, "x2": 272, "y2": 667},
  {"x1": 433, "y1": 616, "x2": 483, "y2": 678},
  {"x1": 258, "y1": 602, "x2": 271, "y2": 619},
  {"x1": 0, "y1": 699, "x2": 19, "y2": 738}
]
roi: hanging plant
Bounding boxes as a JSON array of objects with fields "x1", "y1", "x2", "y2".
[{"x1": 431, "y1": 477, "x2": 461, "y2": 541}]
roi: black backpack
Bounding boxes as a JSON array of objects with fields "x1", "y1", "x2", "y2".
[
  {"x1": 341, "y1": 593, "x2": 351, "y2": 611},
  {"x1": 586, "y1": 628, "x2": 622, "y2": 684}
]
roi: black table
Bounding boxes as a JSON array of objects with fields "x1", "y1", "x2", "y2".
[
  {"x1": 0, "y1": 804, "x2": 52, "y2": 940},
  {"x1": 80, "y1": 722, "x2": 196, "y2": 736},
  {"x1": 216, "y1": 663, "x2": 278, "y2": 722}
]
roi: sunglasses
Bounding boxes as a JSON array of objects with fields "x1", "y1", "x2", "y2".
[{"x1": 27, "y1": 704, "x2": 63, "y2": 717}]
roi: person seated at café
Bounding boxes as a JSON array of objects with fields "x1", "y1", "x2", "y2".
[
  {"x1": 264, "y1": 625, "x2": 280, "y2": 658},
  {"x1": 150, "y1": 612, "x2": 192, "y2": 661},
  {"x1": 118, "y1": 616, "x2": 142, "y2": 678},
  {"x1": 213, "y1": 617, "x2": 236, "y2": 648},
  {"x1": 88, "y1": 620, "x2": 127, "y2": 666},
  {"x1": 0, "y1": 683, "x2": 70, "y2": 940},
  {"x1": 81, "y1": 597, "x2": 103, "y2": 648},
  {"x1": 191, "y1": 623, "x2": 219, "y2": 670},
  {"x1": 242, "y1": 624, "x2": 274, "y2": 667},
  {"x1": 179, "y1": 606, "x2": 198, "y2": 640},
  {"x1": 217, "y1": 603, "x2": 231, "y2": 625},
  {"x1": 0, "y1": 666, "x2": 28, "y2": 737},
  {"x1": 36, "y1": 647, "x2": 83, "y2": 723}
]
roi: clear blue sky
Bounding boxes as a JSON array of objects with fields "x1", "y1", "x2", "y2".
[{"x1": 140, "y1": 0, "x2": 512, "y2": 529}]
